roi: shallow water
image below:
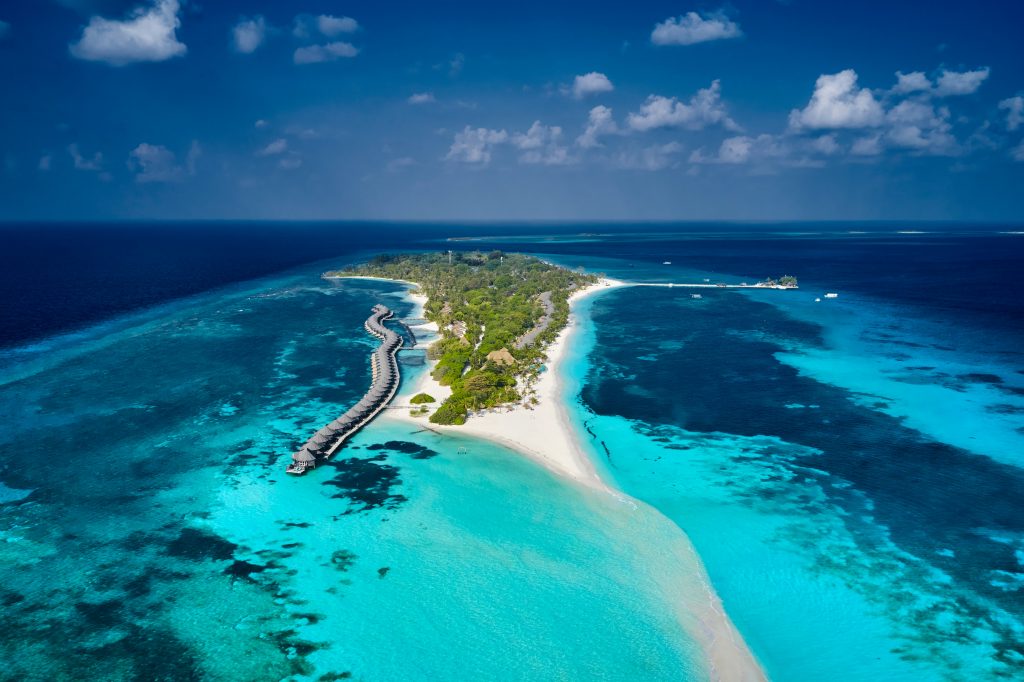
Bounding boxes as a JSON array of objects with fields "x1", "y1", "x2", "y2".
[
  {"x1": 539, "y1": 238, "x2": 1024, "y2": 681},
  {"x1": 0, "y1": 265, "x2": 711, "y2": 680},
  {"x1": 4, "y1": 226, "x2": 1023, "y2": 681}
]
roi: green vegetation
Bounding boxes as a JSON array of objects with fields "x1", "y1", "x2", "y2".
[
  {"x1": 410, "y1": 393, "x2": 436, "y2": 404},
  {"x1": 762, "y1": 275, "x2": 799, "y2": 288},
  {"x1": 328, "y1": 251, "x2": 597, "y2": 425}
]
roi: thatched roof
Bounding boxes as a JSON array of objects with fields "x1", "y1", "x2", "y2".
[
  {"x1": 293, "y1": 449, "x2": 316, "y2": 463},
  {"x1": 486, "y1": 348, "x2": 516, "y2": 366}
]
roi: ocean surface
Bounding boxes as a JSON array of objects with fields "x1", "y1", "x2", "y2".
[{"x1": 2, "y1": 222, "x2": 1024, "y2": 680}]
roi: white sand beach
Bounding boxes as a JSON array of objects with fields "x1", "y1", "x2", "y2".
[
  {"x1": 364, "y1": 274, "x2": 766, "y2": 682},
  {"x1": 384, "y1": 278, "x2": 624, "y2": 489}
]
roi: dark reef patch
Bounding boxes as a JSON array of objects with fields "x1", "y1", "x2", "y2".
[
  {"x1": 331, "y1": 550, "x2": 358, "y2": 572},
  {"x1": 377, "y1": 567, "x2": 390, "y2": 579},
  {"x1": 165, "y1": 528, "x2": 238, "y2": 562},
  {"x1": 321, "y1": 455, "x2": 408, "y2": 513},
  {"x1": 225, "y1": 560, "x2": 269, "y2": 582},
  {"x1": 958, "y1": 373, "x2": 1004, "y2": 385},
  {"x1": 987, "y1": 403, "x2": 1024, "y2": 415},
  {"x1": 74, "y1": 599, "x2": 124, "y2": 627},
  {"x1": 366, "y1": 440, "x2": 439, "y2": 459}
]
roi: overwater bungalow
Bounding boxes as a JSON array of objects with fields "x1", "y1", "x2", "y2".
[{"x1": 288, "y1": 304, "x2": 404, "y2": 475}]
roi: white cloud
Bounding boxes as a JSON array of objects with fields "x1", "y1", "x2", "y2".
[
  {"x1": 0, "y1": 20, "x2": 10, "y2": 40},
  {"x1": 811, "y1": 134, "x2": 840, "y2": 155},
  {"x1": 788, "y1": 69, "x2": 884, "y2": 130},
  {"x1": 254, "y1": 119, "x2": 269, "y2": 129},
  {"x1": 257, "y1": 139, "x2": 288, "y2": 156},
  {"x1": 128, "y1": 143, "x2": 191, "y2": 183},
  {"x1": 38, "y1": 155, "x2": 52, "y2": 171},
  {"x1": 278, "y1": 154, "x2": 302, "y2": 170},
  {"x1": 293, "y1": 41, "x2": 358, "y2": 64},
  {"x1": 445, "y1": 126, "x2": 509, "y2": 164},
  {"x1": 998, "y1": 96, "x2": 1023, "y2": 131},
  {"x1": 851, "y1": 134, "x2": 883, "y2": 156},
  {"x1": 449, "y1": 53, "x2": 465, "y2": 77},
  {"x1": 892, "y1": 71, "x2": 932, "y2": 95},
  {"x1": 615, "y1": 142, "x2": 684, "y2": 171},
  {"x1": 690, "y1": 134, "x2": 785, "y2": 165},
  {"x1": 511, "y1": 121, "x2": 571, "y2": 165},
  {"x1": 69, "y1": 0, "x2": 186, "y2": 66},
  {"x1": 317, "y1": 15, "x2": 358, "y2": 37},
  {"x1": 627, "y1": 81, "x2": 739, "y2": 132},
  {"x1": 577, "y1": 105, "x2": 618, "y2": 148},
  {"x1": 651, "y1": 11, "x2": 741, "y2": 46},
  {"x1": 934, "y1": 67, "x2": 989, "y2": 96},
  {"x1": 884, "y1": 100, "x2": 957, "y2": 155},
  {"x1": 570, "y1": 72, "x2": 614, "y2": 99},
  {"x1": 232, "y1": 16, "x2": 266, "y2": 54},
  {"x1": 1011, "y1": 140, "x2": 1024, "y2": 162},
  {"x1": 713, "y1": 136, "x2": 753, "y2": 164},
  {"x1": 185, "y1": 140, "x2": 201, "y2": 174},
  {"x1": 68, "y1": 143, "x2": 103, "y2": 171},
  {"x1": 408, "y1": 92, "x2": 436, "y2": 104}
]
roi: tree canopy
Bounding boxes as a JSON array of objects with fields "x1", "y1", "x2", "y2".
[{"x1": 329, "y1": 252, "x2": 596, "y2": 424}]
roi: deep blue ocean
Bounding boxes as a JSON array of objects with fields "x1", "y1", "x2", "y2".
[{"x1": 2, "y1": 222, "x2": 1023, "y2": 680}]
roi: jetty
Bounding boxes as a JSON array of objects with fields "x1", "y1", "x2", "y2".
[
  {"x1": 633, "y1": 282, "x2": 797, "y2": 290},
  {"x1": 286, "y1": 304, "x2": 404, "y2": 475}
]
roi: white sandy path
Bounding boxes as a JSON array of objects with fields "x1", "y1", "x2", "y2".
[{"x1": 350, "y1": 274, "x2": 766, "y2": 682}]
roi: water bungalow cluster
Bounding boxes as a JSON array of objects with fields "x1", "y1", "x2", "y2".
[{"x1": 287, "y1": 304, "x2": 403, "y2": 475}]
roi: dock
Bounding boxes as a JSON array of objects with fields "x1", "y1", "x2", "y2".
[
  {"x1": 632, "y1": 282, "x2": 798, "y2": 290},
  {"x1": 286, "y1": 304, "x2": 404, "y2": 475}
]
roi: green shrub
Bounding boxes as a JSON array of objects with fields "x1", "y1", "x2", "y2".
[
  {"x1": 430, "y1": 399, "x2": 467, "y2": 425},
  {"x1": 410, "y1": 393, "x2": 436, "y2": 404}
]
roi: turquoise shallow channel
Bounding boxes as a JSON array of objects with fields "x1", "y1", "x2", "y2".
[{"x1": 0, "y1": 266, "x2": 711, "y2": 681}]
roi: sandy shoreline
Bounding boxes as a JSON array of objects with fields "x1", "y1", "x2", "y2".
[
  {"x1": 340, "y1": 273, "x2": 765, "y2": 681},
  {"x1": 383, "y1": 278, "x2": 625, "y2": 490}
]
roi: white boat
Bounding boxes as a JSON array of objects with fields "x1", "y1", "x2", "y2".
[
  {"x1": 691, "y1": 294, "x2": 702, "y2": 299},
  {"x1": 815, "y1": 297, "x2": 821, "y2": 302},
  {"x1": 662, "y1": 261, "x2": 672, "y2": 265},
  {"x1": 824, "y1": 292, "x2": 838, "y2": 299}
]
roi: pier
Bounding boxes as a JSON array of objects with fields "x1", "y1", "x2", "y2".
[
  {"x1": 632, "y1": 282, "x2": 798, "y2": 290},
  {"x1": 286, "y1": 304, "x2": 404, "y2": 475}
]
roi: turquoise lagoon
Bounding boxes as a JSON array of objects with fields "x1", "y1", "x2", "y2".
[
  {"x1": 549, "y1": 246, "x2": 1024, "y2": 682},
  {"x1": 5, "y1": 228, "x2": 1024, "y2": 682},
  {"x1": 0, "y1": 265, "x2": 714, "y2": 680}
]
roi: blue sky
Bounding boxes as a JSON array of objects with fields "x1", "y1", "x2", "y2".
[{"x1": 1, "y1": 0, "x2": 1022, "y2": 221}]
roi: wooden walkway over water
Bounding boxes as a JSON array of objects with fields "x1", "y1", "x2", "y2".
[{"x1": 287, "y1": 304, "x2": 405, "y2": 475}]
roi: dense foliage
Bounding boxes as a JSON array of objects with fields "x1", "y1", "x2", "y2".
[
  {"x1": 329, "y1": 251, "x2": 597, "y2": 425},
  {"x1": 410, "y1": 393, "x2": 435, "y2": 404}
]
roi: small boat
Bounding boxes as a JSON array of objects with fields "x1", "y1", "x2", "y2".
[
  {"x1": 815, "y1": 297, "x2": 821, "y2": 302},
  {"x1": 691, "y1": 294, "x2": 702, "y2": 299},
  {"x1": 662, "y1": 261, "x2": 672, "y2": 265},
  {"x1": 703, "y1": 278, "x2": 710, "y2": 282},
  {"x1": 824, "y1": 292, "x2": 838, "y2": 299}
]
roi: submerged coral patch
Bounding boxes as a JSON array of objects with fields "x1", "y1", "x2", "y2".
[
  {"x1": 331, "y1": 550, "x2": 358, "y2": 572},
  {"x1": 165, "y1": 528, "x2": 238, "y2": 562},
  {"x1": 321, "y1": 455, "x2": 408, "y2": 513},
  {"x1": 366, "y1": 440, "x2": 439, "y2": 459}
]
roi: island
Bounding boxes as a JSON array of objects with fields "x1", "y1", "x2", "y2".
[{"x1": 325, "y1": 251, "x2": 598, "y2": 426}]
